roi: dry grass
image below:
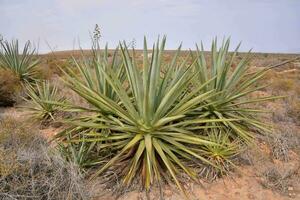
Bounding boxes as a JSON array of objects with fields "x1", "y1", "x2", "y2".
[
  {"x1": 0, "y1": 117, "x2": 89, "y2": 200},
  {"x1": 38, "y1": 56, "x2": 75, "y2": 77},
  {"x1": 270, "y1": 134, "x2": 290, "y2": 162},
  {"x1": 271, "y1": 78, "x2": 295, "y2": 92},
  {"x1": 258, "y1": 66, "x2": 300, "y2": 126},
  {"x1": 261, "y1": 166, "x2": 298, "y2": 196}
]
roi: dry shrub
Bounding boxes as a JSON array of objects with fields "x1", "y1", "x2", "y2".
[
  {"x1": 0, "y1": 117, "x2": 89, "y2": 200},
  {"x1": 273, "y1": 124, "x2": 300, "y2": 154},
  {"x1": 259, "y1": 69, "x2": 298, "y2": 94},
  {"x1": 35, "y1": 64, "x2": 54, "y2": 80},
  {"x1": 44, "y1": 57, "x2": 75, "y2": 76},
  {"x1": 261, "y1": 167, "x2": 297, "y2": 195},
  {"x1": 270, "y1": 78, "x2": 295, "y2": 93},
  {"x1": 0, "y1": 69, "x2": 21, "y2": 107},
  {"x1": 287, "y1": 99, "x2": 300, "y2": 125},
  {"x1": 270, "y1": 134, "x2": 290, "y2": 162},
  {"x1": 30, "y1": 56, "x2": 66, "y2": 79}
]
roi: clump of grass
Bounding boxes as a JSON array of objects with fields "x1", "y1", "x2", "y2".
[
  {"x1": 0, "y1": 68, "x2": 22, "y2": 106},
  {"x1": 0, "y1": 117, "x2": 88, "y2": 200},
  {"x1": 0, "y1": 40, "x2": 40, "y2": 85},
  {"x1": 23, "y1": 81, "x2": 65, "y2": 122}
]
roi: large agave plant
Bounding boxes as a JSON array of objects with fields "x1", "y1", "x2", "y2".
[
  {"x1": 192, "y1": 38, "x2": 279, "y2": 143},
  {"x1": 56, "y1": 37, "x2": 232, "y2": 194},
  {"x1": 0, "y1": 40, "x2": 40, "y2": 85}
]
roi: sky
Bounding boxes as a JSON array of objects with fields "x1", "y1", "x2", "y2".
[{"x1": 0, "y1": 0, "x2": 300, "y2": 53}]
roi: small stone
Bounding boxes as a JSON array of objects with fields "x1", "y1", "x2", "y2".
[
  {"x1": 288, "y1": 186, "x2": 293, "y2": 191},
  {"x1": 122, "y1": 192, "x2": 139, "y2": 200},
  {"x1": 288, "y1": 192, "x2": 297, "y2": 198},
  {"x1": 164, "y1": 189, "x2": 173, "y2": 197},
  {"x1": 247, "y1": 193, "x2": 255, "y2": 199}
]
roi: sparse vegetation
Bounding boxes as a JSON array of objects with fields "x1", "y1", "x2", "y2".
[{"x1": 261, "y1": 166, "x2": 297, "y2": 195}]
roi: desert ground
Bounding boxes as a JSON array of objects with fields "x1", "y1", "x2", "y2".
[{"x1": 1, "y1": 49, "x2": 299, "y2": 200}]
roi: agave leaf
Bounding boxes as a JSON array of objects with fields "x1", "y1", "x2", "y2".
[{"x1": 91, "y1": 134, "x2": 143, "y2": 179}]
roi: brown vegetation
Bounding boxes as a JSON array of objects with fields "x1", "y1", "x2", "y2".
[{"x1": 0, "y1": 69, "x2": 21, "y2": 106}]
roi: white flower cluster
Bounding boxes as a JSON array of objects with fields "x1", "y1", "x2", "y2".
[{"x1": 93, "y1": 24, "x2": 101, "y2": 42}]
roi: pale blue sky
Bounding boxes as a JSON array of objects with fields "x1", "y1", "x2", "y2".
[{"x1": 1, "y1": 0, "x2": 300, "y2": 53}]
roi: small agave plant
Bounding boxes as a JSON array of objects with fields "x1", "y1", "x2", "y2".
[
  {"x1": 23, "y1": 81, "x2": 64, "y2": 121},
  {"x1": 199, "y1": 129, "x2": 241, "y2": 180}
]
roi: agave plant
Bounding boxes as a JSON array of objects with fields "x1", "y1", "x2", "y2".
[
  {"x1": 23, "y1": 81, "x2": 64, "y2": 121},
  {"x1": 62, "y1": 42, "x2": 125, "y2": 102},
  {"x1": 56, "y1": 37, "x2": 235, "y2": 195},
  {"x1": 0, "y1": 40, "x2": 40, "y2": 85},
  {"x1": 192, "y1": 38, "x2": 279, "y2": 143},
  {"x1": 199, "y1": 129, "x2": 241, "y2": 180}
]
